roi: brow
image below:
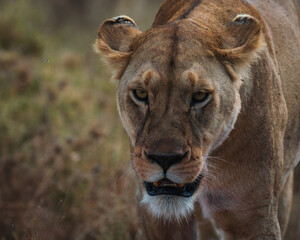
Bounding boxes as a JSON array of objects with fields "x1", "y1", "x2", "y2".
[
  {"x1": 128, "y1": 69, "x2": 160, "y2": 90},
  {"x1": 184, "y1": 71, "x2": 214, "y2": 91}
]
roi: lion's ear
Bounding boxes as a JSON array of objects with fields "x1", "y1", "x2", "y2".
[
  {"x1": 95, "y1": 16, "x2": 142, "y2": 79},
  {"x1": 214, "y1": 14, "x2": 266, "y2": 84}
]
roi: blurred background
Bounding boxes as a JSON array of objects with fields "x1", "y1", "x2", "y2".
[
  {"x1": 0, "y1": 0, "x2": 161, "y2": 239},
  {"x1": 0, "y1": 0, "x2": 299, "y2": 240}
]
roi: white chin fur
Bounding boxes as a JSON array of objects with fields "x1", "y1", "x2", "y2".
[{"x1": 141, "y1": 193, "x2": 197, "y2": 222}]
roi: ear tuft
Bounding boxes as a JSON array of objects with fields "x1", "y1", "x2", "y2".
[
  {"x1": 95, "y1": 15, "x2": 142, "y2": 80},
  {"x1": 110, "y1": 15, "x2": 137, "y2": 27},
  {"x1": 97, "y1": 15, "x2": 141, "y2": 53},
  {"x1": 233, "y1": 14, "x2": 256, "y2": 25}
]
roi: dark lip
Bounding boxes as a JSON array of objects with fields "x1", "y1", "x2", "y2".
[{"x1": 144, "y1": 175, "x2": 203, "y2": 197}]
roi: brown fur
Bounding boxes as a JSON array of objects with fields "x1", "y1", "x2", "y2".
[{"x1": 95, "y1": 0, "x2": 300, "y2": 239}]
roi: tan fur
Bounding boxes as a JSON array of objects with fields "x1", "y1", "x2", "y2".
[{"x1": 95, "y1": 0, "x2": 300, "y2": 239}]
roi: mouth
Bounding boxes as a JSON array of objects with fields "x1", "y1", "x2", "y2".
[{"x1": 144, "y1": 175, "x2": 202, "y2": 197}]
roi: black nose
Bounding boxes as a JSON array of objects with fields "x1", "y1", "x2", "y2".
[{"x1": 145, "y1": 151, "x2": 188, "y2": 174}]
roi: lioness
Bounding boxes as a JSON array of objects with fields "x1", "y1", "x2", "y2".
[{"x1": 95, "y1": 0, "x2": 300, "y2": 239}]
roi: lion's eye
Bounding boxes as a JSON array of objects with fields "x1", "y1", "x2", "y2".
[
  {"x1": 191, "y1": 91, "x2": 210, "y2": 105},
  {"x1": 132, "y1": 89, "x2": 148, "y2": 102}
]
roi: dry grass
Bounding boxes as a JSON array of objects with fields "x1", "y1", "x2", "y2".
[
  {"x1": 0, "y1": 0, "x2": 161, "y2": 239},
  {"x1": 0, "y1": 43, "x2": 140, "y2": 240}
]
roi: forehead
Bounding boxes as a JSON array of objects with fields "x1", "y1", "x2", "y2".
[
  {"x1": 124, "y1": 21, "x2": 222, "y2": 89},
  {"x1": 131, "y1": 21, "x2": 212, "y2": 67}
]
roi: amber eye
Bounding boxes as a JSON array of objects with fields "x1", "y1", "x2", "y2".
[
  {"x1": 132, "y1": 89, "x2": 148, "y2": 102},
  {"x1": 191, "y1": 91, "x2": 210, "y2": 105}
]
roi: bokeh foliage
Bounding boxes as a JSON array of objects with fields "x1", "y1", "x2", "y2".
[{"x1": 0, "y1": 0, "x2": 160, "y2": 239}]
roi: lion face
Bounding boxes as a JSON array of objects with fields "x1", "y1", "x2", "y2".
[
  {"x1": 117, "y1": 26, "x2": 241, "y2": 220},
  {"x1": 96, "y1": 15, "x2": 264, "y2": 220}
]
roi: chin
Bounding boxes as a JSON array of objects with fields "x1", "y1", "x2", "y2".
[
  {"x1": 140, "y1": 183, "x2": 201, "y2": 222},
  {"x1": 141, "y1": 193, "x2": 198, "y2": 222},
  {"x1": 139, "y1": 175, "x2": 203, "y2": 221}
]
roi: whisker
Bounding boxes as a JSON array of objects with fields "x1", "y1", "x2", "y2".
[{"x1": 206, "y1": 156, "x2": 232, "y2": 165}]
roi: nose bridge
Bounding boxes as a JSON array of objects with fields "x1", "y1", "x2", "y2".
[
  {"x1": 145, "y1": 83, "x2": 188, "y2": 151},
  {"x1": 149, "y1": 100, "x2": 185, "y2": 134},
  {"x1": 164, "y1": 88, "x2": 188, "y2": 133},
  {"x1": 167, "y1": 107, "x2": 185, "y2": 134},
  {"x1": 146, "y1": 111, "x2": 186, "y2": 154},
  {"x1": 147, "y1": 137, "x2": 186, "y2": 154}
]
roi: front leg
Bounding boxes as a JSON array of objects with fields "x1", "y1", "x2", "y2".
[
  {"x1": 221, "y1": 215, "x2": 281, "y2": 240},
  {"x1": 202, "y1": 186, "x2": 282, "y2": 239}
]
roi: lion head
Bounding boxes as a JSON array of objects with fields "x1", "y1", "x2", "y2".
[{"x1": 95, "y1": 13, "x2": 265, "y2": 220}]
